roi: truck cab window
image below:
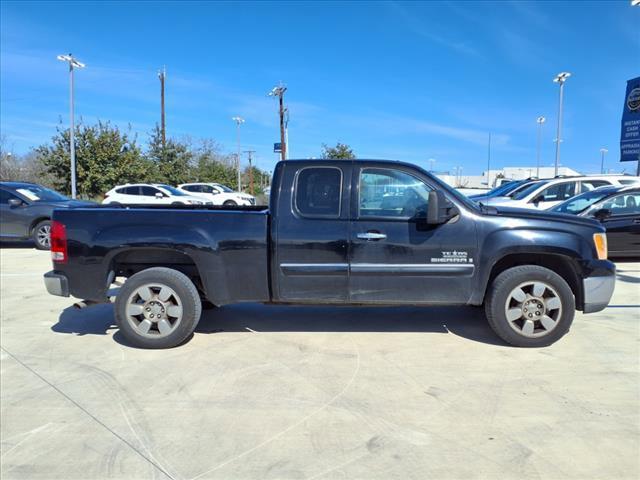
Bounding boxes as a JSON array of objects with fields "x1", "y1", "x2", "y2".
[
  {"x1": 359, "y1": 168, "x2": 431, "y2": 218},
  {"x1": 294, "y1": 167, "x2": 342, "y2": 218}
]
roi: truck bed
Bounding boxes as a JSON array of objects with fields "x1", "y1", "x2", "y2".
[{"x1": 52, "y1": 206, "x2": 271, "y2": 304}]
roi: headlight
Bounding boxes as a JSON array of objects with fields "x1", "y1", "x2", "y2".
[{"x1": 593, "y1": 233, "x2": 608, "y2": 260}]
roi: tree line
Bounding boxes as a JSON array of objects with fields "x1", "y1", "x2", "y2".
[
  {"x1": 1, "y1": 123, "x2": 357, "y2": 200},
  {"x1": 0, "y1": 123, "x2": 271, "y2": 200}
]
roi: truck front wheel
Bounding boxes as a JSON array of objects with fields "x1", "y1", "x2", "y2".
[
  {"x1": 485, "y1": 265, "x2": 575, "y2": 347},
  {"x1": 115, "y1": 267, "x2": 202, "y2": 349}
]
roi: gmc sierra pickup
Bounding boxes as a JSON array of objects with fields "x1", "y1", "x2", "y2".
[{"x1": 44, "y1": 159, "x2": 616, "y2": 349}]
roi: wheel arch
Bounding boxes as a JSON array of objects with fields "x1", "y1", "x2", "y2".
[
  {"x1": 478, "y1": 252, "x2": 584, "y2": 310},
  {"x1": 109, "y1": 247, "x2": 210, "y2": 302},
  {"x1": 29, "y1": 216, "x2": 51, "y2": 234}
]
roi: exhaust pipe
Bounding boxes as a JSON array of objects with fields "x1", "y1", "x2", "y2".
[{"x1": 73, "y1": 300, "x2": 101, "y2": 309}]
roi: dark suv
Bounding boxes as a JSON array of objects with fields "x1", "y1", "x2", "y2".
[{"x1": 0, "y1": 182, "x2": 94, "y2": 249}]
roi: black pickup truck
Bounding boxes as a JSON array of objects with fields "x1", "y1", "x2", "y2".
[{"x1": 44, "y1": 159, "x2": 615, "y2": 348}]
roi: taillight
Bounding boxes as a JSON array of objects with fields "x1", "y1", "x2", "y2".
[{"x1": 50, "y1": 220, "x2": 67, "y2": 263}]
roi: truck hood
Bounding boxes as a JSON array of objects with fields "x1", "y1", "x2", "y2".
[{"x1": 488, "y1": 205, "x2": 601, "y2": 229}]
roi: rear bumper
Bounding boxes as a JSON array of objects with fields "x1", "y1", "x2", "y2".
[
  {"x1": 582, "y1": 260, "x2": 616, "y2": 314},
  {"x1": 44, "y1": 271, "x2": 69, "y2": 297}
]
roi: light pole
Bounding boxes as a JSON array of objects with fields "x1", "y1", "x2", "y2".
[
  {"x1": 600, "y1": 148, "x2": 608, "y2": 174},
  {"x1": 428, "y1": 158, "x2": 435, "y2": 172},
  {"x1": 536, "y1": 116, "x2": 546, "y2": 178},
  {"x1": 553, "y1": 72, "x2": 571, "y2": 177},
  {"x1": 268, "y1": 84, "x2": 287, "y2": 161},
  {"x1": 57, "y1": 54, "x2": 85, "y2": 199},
  {"x1": 232, "y1": 116, "x2": 244, "y2": 192}
]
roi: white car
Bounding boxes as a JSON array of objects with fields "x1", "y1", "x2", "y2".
[
  {"x1": 482, "y1": 175, "x2": 639, "y2": 210},
  {"x1": 177, "y1": 183, "x2": 256, "y2": 206},
  {"x1": 102, "y1": 184, "x2": 212, "y2": 205}
]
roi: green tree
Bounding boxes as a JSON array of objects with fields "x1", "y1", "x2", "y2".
[
  {"x1": 146, "y1": 125, "x2": 193, "y2": 185},
  {"x1": 192, "y1": 140, "x2": 238, "y2": 188},
  {"x1": 321, "y1": 142, "x2": 356, "y2": 160},
  {"x1": 36, "y1": 121, "x2": 149, "y2": 198}
]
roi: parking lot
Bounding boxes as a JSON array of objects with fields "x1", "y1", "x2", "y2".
[{"x1": 0, "y1": 246, "x2": 638, "y2": 480}]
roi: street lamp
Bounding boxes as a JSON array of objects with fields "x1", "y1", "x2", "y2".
[
  {"x1": 57, "y1": 54, "x2": 85, "y2": 199},
  {"x1": 231, "y1": 116, "x2": 245, "y2": 192},
  {"x1": 428, "y1": 158, "x2": 436, "y2": 172},
  {"x1": 600, "y1": 148, "x2": 608, "y2": 174},
  {"x1": 553, "y1": 72, "x2": 571, "y2": 177},
  {"x1": 536, "y1": 116, "x2": 546, "y2": 178}
]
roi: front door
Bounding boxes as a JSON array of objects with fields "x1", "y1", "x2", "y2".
[
  {"x1": 349, "y1": 165, "x2": 477, "y2": 304},
  {"x1": 273, "y1": 163, "x2": 351, "y2": 302},
  {"x1": 0, "y1": 189, "x2": 27, "y2": 237}
]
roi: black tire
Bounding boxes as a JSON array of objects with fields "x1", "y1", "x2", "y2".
[
  {"x1": 485, "y1": 265, "x2": 575, "y2": 347},
  {"x1": 32, "y1": 220, "x2": 51, "y2": 250},
  {"x1": 115, "y1": 267, "x2": 202, "y2": 349},
  {"x1": 223, "y1": 200, "x2": 237, "y2": 206}
]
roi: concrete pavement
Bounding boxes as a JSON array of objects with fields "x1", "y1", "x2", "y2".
[{"x1": 1, "y1": 246, "x2": 639, "y2": 479}]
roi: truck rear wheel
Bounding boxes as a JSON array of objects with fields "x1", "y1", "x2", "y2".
[
  {"x1": 485, "y1": 265, "x2": 575, "y2": 347},
  {"x1": 115, "y1": 267, "x2": 202, "y2": 348}
]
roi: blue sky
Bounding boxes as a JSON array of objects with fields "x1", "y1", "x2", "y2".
[{"x1": 1, "y1": 1, "x2": 638, "y2": 174}]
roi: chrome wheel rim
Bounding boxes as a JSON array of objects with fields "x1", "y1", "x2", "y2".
[
  {"x1": 504, "y1": 281, "x2": 562, "y2": 338},
  {"x1": 125, "y1": 283, "x2": 183, "y2": 338},
  {"x1": 37, "y1": 224, "x2": 51, "y2": 248}
]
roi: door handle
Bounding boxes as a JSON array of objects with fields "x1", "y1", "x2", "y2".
[
  {"x1": 633, "y1": 218, "x2": 640, "y2": 224},
  {"x1": 357, "y1": 232, "x2": 387, "y2": 241}
]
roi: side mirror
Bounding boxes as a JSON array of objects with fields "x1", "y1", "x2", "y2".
[
  {"x1": 427, "y1": 190, "x2": 457, "y2": 224},
  {"x1": 532, "y1": 195, "x2": 544, "y2": 205},
  {"x1": 8, "y1": 198, "x2": 23, "y2": 207},
  {"x1": 155, "y1": 192, "x2": 164, "y2": 199},
  {"x1": 593, "y1": 208, "x2": 612, "y2": 222}
]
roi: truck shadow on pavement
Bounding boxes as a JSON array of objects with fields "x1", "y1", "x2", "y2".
[{"x1": 52, "y1": 302, "x2": 508, "y2": 347}]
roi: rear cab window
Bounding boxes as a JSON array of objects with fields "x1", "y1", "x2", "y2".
[{"x1": 294, "y1": 167, "x2": 342, "y2": 218}]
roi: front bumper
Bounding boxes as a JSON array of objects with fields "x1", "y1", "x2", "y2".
[
  {"x1": 582, "y1": 260, "x2": 616, "y2": 313},
  {"x1": 44, "y1": 271, "x2": 69, "y2": 297}
]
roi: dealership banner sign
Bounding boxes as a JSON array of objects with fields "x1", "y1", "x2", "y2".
[{"x1": 621, "y1": 76, "x2": 640, "y2": 162}]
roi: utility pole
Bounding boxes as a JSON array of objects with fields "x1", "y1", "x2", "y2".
[
  {"x1": 159, "y1": 67, "x2": 166, "y2": 149},
  {"x1": 428, "y1": 158, "x2": 435, "y2": 172},
  {"x1": 268, "y1": 84, "x2": 287, "y2": 161},
  {"x1": 232, "y1": 116, "x2": 245, "y2": 192},
  {"x1": 244, "y1": 150, "x2": 256, "y2": 195},
  {"x1": 553, "y1": 72, "x2": 571, "y2": 177},
  {"x1": 57, "y1": 54, "x2": 85, "y2": 199},
  {"x1": 536, "y1": 116, "x2": 546, "y2": 178},
  {"x1": 600, "y1": 148, "x2": 608, "y2": 174}
]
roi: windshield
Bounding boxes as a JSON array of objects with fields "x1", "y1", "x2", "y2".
[
  {"x1": 214, "y1": 184, "x2": 234, "y2": 193},
  {"x1": 551, "y1": 189, "x2": 612, "y2": 214},
  {"x1": 481, "y1": 180, "x2": 524, "y2": 198},
  {"x1": 511, "y1": 180, "x2": 549, "y2": 200},
  {"x1": 157, "y1": 184, "x2": 188, "y2": 196},
  {"x1": 16, "y1": 186, "x2": 68, "y2": 202}
]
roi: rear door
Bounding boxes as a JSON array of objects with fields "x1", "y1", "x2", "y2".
[
  {"x1": 348, "y1": 164, "x2": 478, "y2": 304},
  {"x1": 273, "y1": 163, "x2": 351, "y2": 302}
]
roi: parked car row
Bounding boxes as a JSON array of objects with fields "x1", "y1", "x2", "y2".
[
  {"x1": 1, "y1": 180, "x2": 254, "y2": 249},
  {"x1": 464, "y1": 174, "x2": 640, "y2": 256},
  {"x1": 103, "y1": 182, "x2": 256, "y2": 206}
]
